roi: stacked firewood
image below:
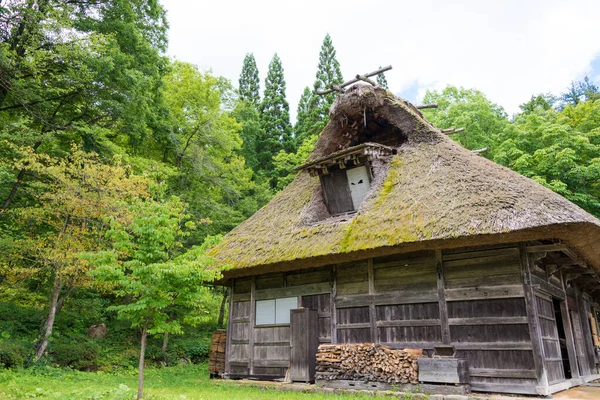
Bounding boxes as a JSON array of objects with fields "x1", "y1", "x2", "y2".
[{"x1": 316, "y1": 343, "x2": 421, "y2": 384}]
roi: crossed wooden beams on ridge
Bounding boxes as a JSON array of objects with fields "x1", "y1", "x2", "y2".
[{"x1": 315, "y1": 65, "x2": 486, "y2": 155}]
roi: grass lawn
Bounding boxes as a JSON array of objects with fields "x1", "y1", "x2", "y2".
[{"x1": 0, "y1": 363, "x2": 377, "y2": 399}]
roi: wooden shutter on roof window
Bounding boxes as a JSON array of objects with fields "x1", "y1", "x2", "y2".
[{"x1": 321, "y1": 169, "x2": 354, "y2": 215}]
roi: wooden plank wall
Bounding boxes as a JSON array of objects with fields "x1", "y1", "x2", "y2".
[
  {"x1": 227, "y1": 267, "x2": 331, "y2": 378},
  {"x1": 226, "y1": 242, "x2": 597, "y2": 392},
  {"x1": 442, "y1": 245, "x2": 536, "y2": 394}
]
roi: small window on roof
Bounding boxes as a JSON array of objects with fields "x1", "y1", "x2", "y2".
[{"x1": 321, "y1": 164, "x2": 371, "y2": 215}]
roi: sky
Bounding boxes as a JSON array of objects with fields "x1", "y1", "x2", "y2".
[{"x1": 161, "y1": 0, "x2": 600, "y2": 121}]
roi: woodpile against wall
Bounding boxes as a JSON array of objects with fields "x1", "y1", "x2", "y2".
[
  {"x1": 209, "y1": 330, "x2": 226, "y2": 378},
  {"x1": 316, "y1": 343, "x2": 421, "y2": 384}
]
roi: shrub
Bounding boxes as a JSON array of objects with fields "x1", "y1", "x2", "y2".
[
  {"x1": 0, "y1": 340, "x2": 26, "y2": 369},
  {"x1": 50, "y1": 341, "x2": 99, "y2": 371}
]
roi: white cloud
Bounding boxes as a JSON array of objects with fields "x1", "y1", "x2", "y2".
[{"x1": 161, "y1": 0, "x2": 600, "y2": 119}]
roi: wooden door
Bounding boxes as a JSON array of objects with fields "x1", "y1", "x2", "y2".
[
  {"x1": 346, "y1": 166, "x2": 370, "y2": 209},
  {"x1": 535, "y1": 294, "x2": 566, "y2": 384},
  {"x1": 290, "y1": 308, "x2": 319, "y2": 382},
  {"x1": 570, "y1": 309, "x2": 591, "y2": 377}
]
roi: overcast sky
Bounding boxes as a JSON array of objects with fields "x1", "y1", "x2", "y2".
[{"x1": 161, "y1": 0, "x2": 600, "y2": 121}]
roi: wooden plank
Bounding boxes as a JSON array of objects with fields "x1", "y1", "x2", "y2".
[
  {"x1": 453, "y1": 342, "x2": 533, "y2": 350},
  {"x1": 368, "y1": 258, "x2": 377, "y2": 344},
  {"x1": 443, "y1": 247, "x2": 519, "y2": 261},
  {"x1": 321, "y1": 169, "x2": 353, "y2": 215},
  {"x1": 559, "y1": 272, "x2": 581, "y2": 379},
  {"x1": 336, "y1": 323, "x2": 371, "y2": 329},
  {"x1": 437, "y1": 250, "x2": 450, "y2": 345},
  {"x1": 470, "y1": 383, "x2": 538, "y2": 395},
  {"x1": 445, "y1": 285, "x2": 524, "y2": 301},
  {"x1": 519, "y1": 244, "x2": 549, "y2": 388},
  {"x1": 376, "y1": 319, "x2": 441, "y2": 328},
  {"x1": 448, "y1": 316, "x2": 528, "y2": 325},
  {"x1": 254, "y1": 282, "x2": 330, "y2": 300},
  {"x1": 336, "y1": 291, "x2": 438, "y2": 308},
  {"x1": 418, "y1": 358, "x2": 469, "y2": 384},
  {"x1": 225, "y1": 279, "x2": 234, "y2": 376},
  {"x1": 527, "y1": 244, "x2": 568, "y2": 253},
  {"x1": 252, "y1": 359, "x2": 289, "y2": 367},
  {"x1": 443, "y1": 253, "x2": 520, "y2": 269},
  {"x1": 576, "y1": 289, "x2": 597, "y2": 375},
  {"x1": 232, "y1": 292, "x2": 251, "y2": 302},
  {"x1": 470, "y1": 368, "x2": 537, "y2": 379},
  {"x1": 531, "y1": 275, "x2": 565, "y2": 299},
  {"x1": 248, "y1": 276, "x2": 256, "y2": 375},
  {"x1": 331, "y1": 265, "x2": 337, "y2": 344},
  {"x1": 315, "y1": 379, "x2": 470, "y2": 395}
]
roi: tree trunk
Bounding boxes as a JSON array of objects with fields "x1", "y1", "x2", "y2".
[
  {"x1": 161, "y1": 332, "x2": 169, "y2": 354},
  {"x1": 34, "y1": 280, "x2": 61, "y2": 361},
  {"x1": 138, "y1": 324, "x2": 148, "y2": 400},
  {"x1": 218, "y1": 287, "x2": 229, "y2": 327}
]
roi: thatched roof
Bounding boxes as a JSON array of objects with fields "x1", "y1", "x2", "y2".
[{"x1": 211, "y1": 84, "x2": 600, "y2": 278}]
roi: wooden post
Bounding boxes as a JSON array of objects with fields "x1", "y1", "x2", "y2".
[
  {"x1": 368, "y1": 258, "x2": 377, "y2": 343},
  {"x1": 331, "y1": 265, "x2": 338, "y2": 344},
  {"x1": 519, "y1": 244, "x2": 549, "y2": 389},
  {"x1": 436, "y1": 250, "x2": 450, "y2": 344},
  {"x1": 224, "y1": 279, "x2": 234, "y2": 376},
  {"x1": 248, "y1": 276, "x2": 256, "y2": 375},
  {"x1": 559, "y1": 271, "x2": 581, "y2": 381}
]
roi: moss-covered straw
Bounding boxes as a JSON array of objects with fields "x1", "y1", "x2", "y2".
[{"x1": 210, "y1": 84, "x2": 600, "y2": 278}]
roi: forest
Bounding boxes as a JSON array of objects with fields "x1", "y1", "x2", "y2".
[{"x1": 0, "y1": 0, "x2": 599, "y2": 399}]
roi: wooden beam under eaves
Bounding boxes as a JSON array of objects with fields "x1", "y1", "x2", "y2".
[{"x1": 526, "y1": 243, "x2": 568, "y2": 253}]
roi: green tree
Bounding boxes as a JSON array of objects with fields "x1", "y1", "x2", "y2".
[
  {"x1": 162, "y1": 60, "x2": 266, "y2": 242},
  {"x1": 560, "y1": 76, "x2": 600, "y2": 107},
  {"x1": 307, "y1": 33, "x2": 344, "y2": 135},
  {"x1": 261, "y1": 53, "x2": 293, "y2": 173},
  {"x1": 376, "y1": 68, "x2": 389, "y2": 89},
  {"x1": 0, "y1": 0, "x2": 168, "y2": 214},
  {"x1": 0, "y1": 143, "x2": 149, "y2": 361},
  {"x1": 421, "y1": 86, "x2": 509, "y2": 153},
  {"x1": 294, "y1": 86, "x2": 315, "y2": 146},
  {"x1": 492, "y1": 100, "x2": 600, "y2": 216},
  {"x1": 87, "y1": 198, "x2": 224, "y2": 400},
  {"x1": 272, "y1": 134, "x2": 319, "y2": 191},
  {"x1": 238, "y1": 53, "x2": 260, "y2": 107}
]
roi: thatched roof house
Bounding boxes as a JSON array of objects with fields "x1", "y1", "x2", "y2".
[
  {"x1": 212, "y1": 84, "x2": 600, "y2": 277},
  {"x1": 213, "y1": 84, "x2": 600, "y2": 396}
]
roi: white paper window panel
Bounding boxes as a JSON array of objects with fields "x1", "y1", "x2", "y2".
[
  {"x1": 255, "y1": 299, "x2": 275, "y2": 325},
  {"x1": 346, "y1": 166, "x2": 370, "y2": 209},
  {"x1": 275, "y1": 297, "x2": 298, "y2": 324}
]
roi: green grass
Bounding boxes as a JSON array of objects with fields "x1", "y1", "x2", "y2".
[{"x1": 0, "y1": 363, "x2": 377, "y2": 400}]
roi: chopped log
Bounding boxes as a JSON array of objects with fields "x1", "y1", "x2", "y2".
[{"x1": 315, "y1": 343, "x2": 422, "y2": 384}]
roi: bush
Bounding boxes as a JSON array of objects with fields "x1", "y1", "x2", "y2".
[
  {"x1": 0, "y1": 340, "x2": 26, "y2": 369},
  {"x1": 50, "y1": 341, "x2": 99, "y2": 371},
  {"x1": 183, "y1": 343, "x2": 209, "y2": 364}
]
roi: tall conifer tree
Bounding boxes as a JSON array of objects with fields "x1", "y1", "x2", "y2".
[
  {"x1": 238, "y1": 53, "x2": 260, "y2": 106},
  {"x1": 308, "y1": 33, "x2": 344, "y2": 134},
  {"x1": 376, "y1": 67, "x2": 389, "y2": 89},
  {"x1": 260, "y1": 53, "x2": 293, "y2": 181},
  {"x1": 294, "y1": 86, "x2": 314, "y2": 145}
]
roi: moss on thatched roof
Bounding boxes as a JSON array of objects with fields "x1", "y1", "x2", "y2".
[{"x1": 211, "y1": 84, "x2": 600, "y2": 277}]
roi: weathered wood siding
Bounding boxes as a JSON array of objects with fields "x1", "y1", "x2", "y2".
[
  {"x1": 226, "y1": 242, "x2": 598, "y2": 393},
  {"x1": 226, "y1": 267, "x2": 331, "y2": 378}
]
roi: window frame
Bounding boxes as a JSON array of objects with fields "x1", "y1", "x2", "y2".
[
  {"x1": 255, "y1": 296, "x2": 298, "y2": 326},
  {"x1": 320, "y1": 161, "x2": 372, "y2": 216}
]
